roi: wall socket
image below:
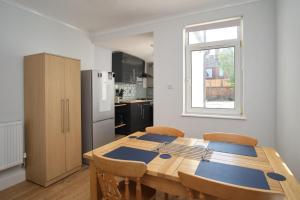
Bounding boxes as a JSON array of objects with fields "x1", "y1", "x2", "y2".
[{"x1": 167, "y1": 84, "x2": 173, "y2": 89}]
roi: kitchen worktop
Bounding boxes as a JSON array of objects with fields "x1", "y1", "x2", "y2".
[
  {"x1": 114, "y1": 103, "x2": 127, "y2": 107},
  {"x1": 116, "y1": 99, "x2": 153, "y2": 104}
]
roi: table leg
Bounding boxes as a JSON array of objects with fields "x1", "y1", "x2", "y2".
[{"x1": 89, "y1": 161, "x2": 100, "y2": 200}]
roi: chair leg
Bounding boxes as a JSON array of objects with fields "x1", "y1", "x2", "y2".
[
  {"x1": 199, "y1": 193, "x2": 207, "y2": 200},
  {"x1": 164, "y1": 193, "x2": 168, "y2": 200},
  {"x1": 204, "y1": 194, "x2": 218, "y2": 200}
]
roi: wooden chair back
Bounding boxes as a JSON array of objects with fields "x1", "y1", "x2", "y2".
[
  {"x1": 178, "y1": 171, "x2": 284, "y2": 200},
  {"x1": 145, "y1": 126, "x2": 185, "y2": 137},
  {"x1": 92, "y1": 153, "x2": 147, "y2": 200},
  {"x1": 203, "y1": 132, "x2": 258, "y2": 146}
]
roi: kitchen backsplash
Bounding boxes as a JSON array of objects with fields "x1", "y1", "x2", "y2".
[
  {"x1": 115, "y1": 80, "x2": 147, "y2": 99},
  {"x1": 115, "y1": 83, "x2": 136, "y2": 99}
]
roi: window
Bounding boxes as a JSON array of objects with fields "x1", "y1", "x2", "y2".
[{"x1": 184, "y1": 18, "x2": 243, "y2": 117}]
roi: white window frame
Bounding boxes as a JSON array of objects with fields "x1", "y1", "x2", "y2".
[{"x1": 183, "y1": 17, "x2": 244, "y2": 118}]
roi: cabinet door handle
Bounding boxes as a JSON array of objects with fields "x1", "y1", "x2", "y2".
[
  {"x1": 66, "y1": 99, "x2": 70, "y2": 132},
  {"x1": 133, "y1": 69, "x2": 136, "y2": 82},
  {"x1": 61, "y1": 99, "x2": 65, "y2": 133}
]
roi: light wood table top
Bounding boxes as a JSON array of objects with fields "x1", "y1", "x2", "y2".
[{"x1": 84, "y1": 132, "x2": 300, "y2": 200}]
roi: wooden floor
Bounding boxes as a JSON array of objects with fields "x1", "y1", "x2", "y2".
[
  {"x1": 0, "y1": 167, "x2": 183, "y2": 200},
  {"x1": 0, "y1": 167, "x2": 90, "y2": 200}
]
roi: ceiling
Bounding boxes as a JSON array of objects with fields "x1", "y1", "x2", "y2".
[
  {"x1": 11, "y1": 0, "x2": 252, "y2": 33},
  {"x1": 97, "y1": 32, "x2": 154, "y2": 62}
]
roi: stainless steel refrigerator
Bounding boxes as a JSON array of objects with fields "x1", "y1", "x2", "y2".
[{"x1": 81, "y1": 70, "x2": 115, "y2": 163}]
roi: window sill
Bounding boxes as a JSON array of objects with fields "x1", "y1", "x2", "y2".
[{"x1": 181, "y1": 113, "x2": 246, "y2": 120}]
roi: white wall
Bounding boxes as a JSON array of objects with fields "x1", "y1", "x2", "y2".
[
  {"x1": 93, "y1": 0, "x2": 277, "y2": 146},
  {"x1": 276, "y1": 0, "x2": 300, "y2": 179},
  {"x1": 2, "y1": 0, "x2": 298, "y2": 191},
  {"x1": 94, "y1": 47, "x2": 112, "y2": 71},
  {"x1": 0, "y1": 1, "x2": 95, "y2": 190}
]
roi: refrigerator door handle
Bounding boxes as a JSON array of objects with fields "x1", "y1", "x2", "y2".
[
  {"x1": 142, "y1": 105, "x2": 145, "y2": 119},
  {"x1": 133, "y1": 68, "x2": 136, "y2": 82}
]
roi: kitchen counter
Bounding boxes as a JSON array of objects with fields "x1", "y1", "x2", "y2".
[
  {"x1": 119, "y1": 99, "x2": 153, "y2": 104},
  {"x1": 115, "y1": 103, "x2": 127, "y2": 107}
]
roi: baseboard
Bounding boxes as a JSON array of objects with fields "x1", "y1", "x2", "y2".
[{"x1": 0, "y1": 165, "x2": 25, "y2": 191}]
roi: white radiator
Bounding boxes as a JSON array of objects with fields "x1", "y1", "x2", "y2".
[{"x1": 0, "y1": 121, "x2": 24, "y2": 171}]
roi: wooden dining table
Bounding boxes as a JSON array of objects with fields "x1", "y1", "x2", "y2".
[{"x1": 83, "y1": 132, "x2": 300, "y2": 200}]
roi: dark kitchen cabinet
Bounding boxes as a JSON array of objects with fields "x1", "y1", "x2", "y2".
[
  {"x1": 115, "y1": 104, "x2": 130, "y2": 135},
  {"x1": 112, "y1": 52, "x2": 145, "y2": 83},
  {"x1": 142, "y1": 102, "x2": 153, "y2": 127},
  {"x1": 115, "y1": 102, "x2": 153, "y2": 135},
  {"x1": 129, "y1": 103, "x2": 144, "y2": 132},
  {"x1": 124, "y1": 102, "x2": 153, "y2": 134}
]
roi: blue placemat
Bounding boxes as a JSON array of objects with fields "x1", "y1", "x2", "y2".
[
  {"x1": 207, "y1": 142, "x2": 257, "y2": 157},
  {"x1": 137, "y1": 133, "x2": 177, "y2": 143},
  {"x1": 267, "y1": 172, "x2": 286, "y2": 181},
  {"x1": 103, "y1": 146, "x2": 159, "y2": 164},
  {"x1": 195, "y1": 161, "x2": 270, "y2": 190}
]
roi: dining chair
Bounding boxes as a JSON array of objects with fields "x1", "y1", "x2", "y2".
[
  {"x1": 146, "y1": 126, "x2": 185, "y2": 137},
  {"x1": 178, "y1": 171, "x2": 284, "y2": 200},
  {"x1": 92, "y1": 154, "x2": 156, "y2": 200},
  {"x1": 203, "y1": 132, "x2": 258, "y2": 146}
]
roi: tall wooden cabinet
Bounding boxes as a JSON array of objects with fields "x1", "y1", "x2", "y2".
[{"x1": 24, "y1": 53, "x2": 82, "y2": 187}]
